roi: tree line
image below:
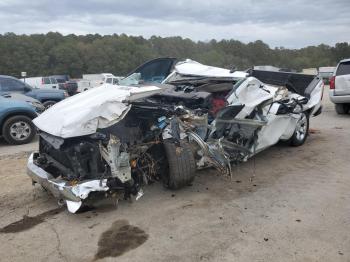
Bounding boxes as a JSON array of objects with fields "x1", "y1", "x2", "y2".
[{"x1": 0, "y1": 32, "x2": 349, "y2": 78}]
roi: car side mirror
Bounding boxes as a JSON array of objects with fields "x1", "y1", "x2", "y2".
[{"x1": 23, "y1": 85, "x2": 32, "y2": 92}]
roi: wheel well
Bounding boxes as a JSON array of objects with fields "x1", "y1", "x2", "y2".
[
  {"x1": 41, "y1": 99, "x2": 60, "y2": 103},
  {"x1": 305, "y1": 108, "x2": 312, "y2": 117},
  {"x1": 0, "y1": 112, "x2": 36, "y2": 135}
]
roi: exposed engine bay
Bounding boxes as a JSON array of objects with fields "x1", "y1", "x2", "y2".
[{"x1": 27, "y1": 59, "x2": 324, "y2": 213}]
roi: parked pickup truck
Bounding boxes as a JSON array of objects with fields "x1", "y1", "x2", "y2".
[
  {"x1": 0, "y1": 75, "x2": 67, "y2": 108},
  {"x1": 21, "y1": 76, "x2": 58, "y2": 89},
  {"x1": 0, "y1": 94, "x2": 42, "y2": 145},
  {"x1": 51, "y1": 75, "x2": 78, "y2": 96},
  {"x1": 329, "y1": 59, "x2": 350, "y2": 114}
]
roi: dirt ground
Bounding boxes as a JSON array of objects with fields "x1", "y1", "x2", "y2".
[{"x1": 0, "y1": 87, "x2": 349, "y2": 262}]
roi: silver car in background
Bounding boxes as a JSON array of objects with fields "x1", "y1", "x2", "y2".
[{"x1": 329, "y1": 58, "x2": 350, "y2": 114}]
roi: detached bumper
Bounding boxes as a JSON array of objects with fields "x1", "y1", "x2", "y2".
[{"x1": 27, "y1": 153, "x2": 109, "y2": 213}]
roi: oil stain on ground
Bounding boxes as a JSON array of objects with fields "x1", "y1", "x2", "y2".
[
  {"x1": 95, "y1": 219, "x2": 148, "y2": 260},
  {"x1": 0, "y1": 207, "x2": 63, "y2": 234}
]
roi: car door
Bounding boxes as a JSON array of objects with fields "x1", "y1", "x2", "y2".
[
  {"x1": 0, "y1": 77, "x2": 26, "y2": 94},
  {"x1": 127, "y1": 57, "x2": 177, "y2": 83},
  {"x1": 334, "y1": 61, "x2": 350, "y2": 96},
  {"x1": 41, "y1": 77, "x2": 51, "y2": 89},
  {"x1": 41, "y1": 77, "x2": 57, "y2": 89},
  {"x1": 50, "y1": 77, "x2": 58, "y2": 89}
]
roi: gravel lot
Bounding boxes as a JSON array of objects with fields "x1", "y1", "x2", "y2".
[{"x1": 0, "y1": 87, "x2": 349, "y2": 262}]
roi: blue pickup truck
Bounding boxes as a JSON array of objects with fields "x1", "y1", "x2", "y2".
[
  {"x1": 0, "y1": 94, "x2": 43, "y2": 145},
  {"x1": 0, "y1": 75, "x2": 66, "y2": 108}
]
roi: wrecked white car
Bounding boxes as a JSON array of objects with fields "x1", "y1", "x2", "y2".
[{"x1": 27, "y1": 59, "x2": 323, "y2": 213}]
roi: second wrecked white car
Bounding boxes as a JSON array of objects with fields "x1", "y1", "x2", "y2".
[{"x1": 27, "y1": 58, "x2": 324, "y2": 213}]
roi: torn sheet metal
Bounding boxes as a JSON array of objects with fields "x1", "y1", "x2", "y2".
[
  {"x1": 255, "y1": 114, "x2": 299, "y2": 152},
  {"x1": 33, "y1": 84, "x2": 161, "y2": 138},
  {"x1": 227, "y1": 77, "x2": 275, "y2": 106},
  {"x1": 304, "y1": 80, "x2": 324, "y2": 114},
  {"x1": 226, "y1": 77, "x2": 276, "y2": 118},
  {"x1": 173, "y1": 59, "x2": 247, "y2": 79},
  {"x1": 27, "y1": 153, "x2": 109, "y2": 213}
]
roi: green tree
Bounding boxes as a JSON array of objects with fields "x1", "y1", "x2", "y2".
[{"x1": 0, "y1": 32, "x2": 349, "y2": 78}]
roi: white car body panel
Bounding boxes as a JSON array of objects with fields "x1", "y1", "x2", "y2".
[
  {"x1": 33, "y1": 84, "x2": 161, "y2": 138},
  {"x1": 305, "y1": 80, "x2": 324, "y2": 115},
  {"x1": 256, "y1": 114, "x2": 298, "y2": 151},
  {"x1": 227, "y1": 77, "x2": 274, "y2": 113},
  {"x1": 172, "y1": 59, "x2": 247, "y2": 79}
]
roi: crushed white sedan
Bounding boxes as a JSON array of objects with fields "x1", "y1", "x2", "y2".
[{"x1": 27, "y1": 59, "x2": 324, "y2": 213}]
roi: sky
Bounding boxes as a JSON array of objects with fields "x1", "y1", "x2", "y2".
[{"x1": 0, "y1": 0, "x2": 349, "y2": 48}]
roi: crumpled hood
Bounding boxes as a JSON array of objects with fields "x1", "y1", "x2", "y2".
[
  {"x1": 33, "y1": 84, "x2": 161, "y2": 138},
  {"x1": 174, "y1": 59, "x2": 247, "y2": 79}
]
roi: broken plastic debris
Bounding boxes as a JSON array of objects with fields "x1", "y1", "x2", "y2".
[
  {"x1": 66, "y1": 200, "x2": 82, "y2": 213},
  {"x1": 135, "y1": 189, "x2": 144, "y2": 201}
]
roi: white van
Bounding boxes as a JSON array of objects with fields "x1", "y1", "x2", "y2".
[
  {"x1": 82, "y1": 73, "x2": 123, "y2": 88},
  {"x1": 102, "y1": 73, "x2": 123, "y2": 85},
  {"x1": 21, "y1": 76, "x2": 58, "y2": 89},
  {"x1": 76, "y1": 79, "x2": 92, "y2": 93}
]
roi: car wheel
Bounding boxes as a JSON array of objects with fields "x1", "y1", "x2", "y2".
[
  {"x1": 289, "y1": 112, "x2": 309, "y2": 147},
  {"x1": 335, "y1": 104, "x2": 349, "y2": 114},
  {"x1": 43, "y1": 100, "x2": 57, "y2": 109},
  {"x1": 163, "y1": 140, "x2": 196, "y2": 189},
  {"x1": 2, "y1": 115, "x2": 36, "y2": 145}
]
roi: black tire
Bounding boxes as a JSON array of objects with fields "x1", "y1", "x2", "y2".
[
  {"x1": 163, "y1": 140, "x2": 196, "y2": 189},
  {"x1": 289, "y1": 112, "x2": 309, "y2": 147},
  {"x1": 2, "y1": 115, "x2": 36, "y2": 145},
  {"x1": 43, "y1": 100, "x2": 57, "y2": 109},
  {"x1": 335, "y1": 104, "x2": 349, "y2": 114}
]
